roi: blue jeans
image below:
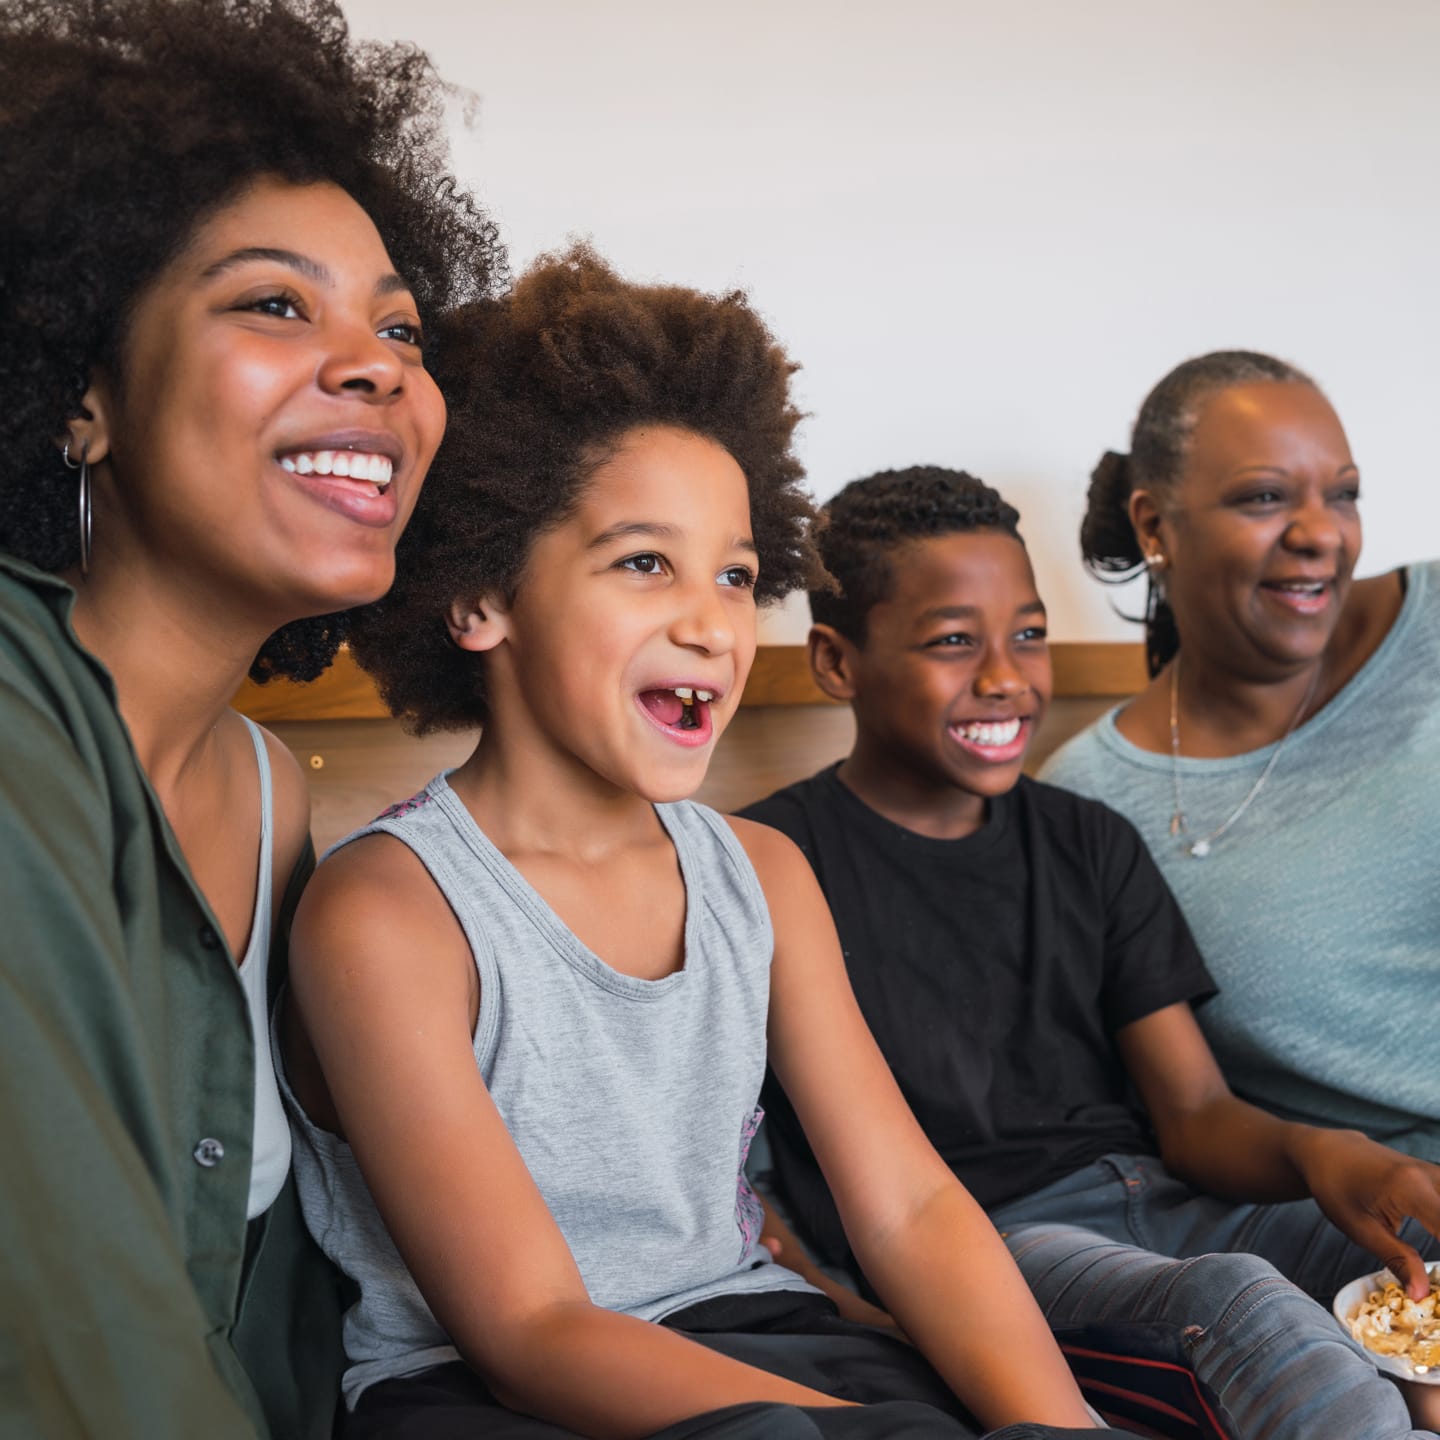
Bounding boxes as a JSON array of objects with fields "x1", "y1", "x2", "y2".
[{"x1": 992, "y1": 1155, "x2": 1439, "y2": 1440}]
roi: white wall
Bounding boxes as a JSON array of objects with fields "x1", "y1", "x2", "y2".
[{"x1": 343, "y1": 0, "x2": 1440, "y2": 641}]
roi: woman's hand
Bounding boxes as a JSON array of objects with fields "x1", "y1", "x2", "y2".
[{"x1": 1291, "y1": 1128, "x2": 1440, "y2": 1300}]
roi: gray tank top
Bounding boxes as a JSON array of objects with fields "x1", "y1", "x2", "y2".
[{"x1": 282, "y1": 773, "x2": 813, "y2": 1407}]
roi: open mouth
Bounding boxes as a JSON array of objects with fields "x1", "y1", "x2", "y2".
[
  {"x1": 946, "y1": 715, "x2": 1032, "y2": 763},
  {"x1": 637, "y1": 685, "x2": 718, "y2": 746},
  {"x1": 1260, "y1": 578, "x2": 1332, "y2": 615},
  {"x1": 278, "y1": 448, "x2": 394, "y2": 491}
]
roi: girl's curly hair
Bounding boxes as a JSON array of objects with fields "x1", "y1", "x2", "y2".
[
  {"x1": 349, "y1": 243, "x2": 823, "y2": 733},
  {"x1": 0, "y1": 0, "x2": 505, "y2": 680}
]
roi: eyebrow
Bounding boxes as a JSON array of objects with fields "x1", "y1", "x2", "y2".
[
  {"x1": 200, "y1": 246, "x2": 413, "y2": 299},
  {"x1": 1231, "y1": 462, "x2": 1360, "y2": 478},
  {"x1": 918, "y1": 601, "x2": 1047, "y2": 622},
  {"x1": 586, "y1": 520, "x2": 758, "y2": 555}
]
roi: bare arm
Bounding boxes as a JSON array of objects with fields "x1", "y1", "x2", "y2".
[
  {"x1": 756, "y1": 1196, "x2": 899, "y2": 1331},
  {"x1": 1120, "y1": 1003, "x2": 1440, "y2": 1298},
  {"x1": 287, "y1": 837, "x2": 854, "y2": 1439},
  {"x1": 733, "y1": 817, "x2": 1100, "y2": 1433}
]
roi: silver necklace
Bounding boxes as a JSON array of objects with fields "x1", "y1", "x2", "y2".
[{"x1": 1168, "y1": 655, "x2": 1321, "y2": 859}]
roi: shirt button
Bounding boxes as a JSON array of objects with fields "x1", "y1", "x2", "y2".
[
  {"x1": 198, "y1": 925, "x2": 221, "y2": 950},
  {"x1": 193, "y1": 1137, "x2": 225, "y2": 1168}
]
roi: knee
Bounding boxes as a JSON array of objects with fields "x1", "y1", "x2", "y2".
[{"x1": 1156, "y1": 1250, "x2": 1329, "y2": 1343}]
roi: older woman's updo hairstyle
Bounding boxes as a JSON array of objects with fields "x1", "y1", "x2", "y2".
[
  {"x1": 0, "y1": 0, "x2": 505, "y2": 680},
  {"x1": 1080, "y1": 349, "x2": 1316, "y2": 676}
]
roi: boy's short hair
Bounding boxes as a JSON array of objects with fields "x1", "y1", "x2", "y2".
[
  {"x1": 810, "y1": 466, "x2": 1022, "y2": 644},
  {"x1": 350, "y1": 242, "x2": 824, "y2": 733}
]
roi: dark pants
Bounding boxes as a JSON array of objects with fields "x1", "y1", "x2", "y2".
[{"x1": 343, "y1": 1292, "x2": 1126, "y2": 1439}]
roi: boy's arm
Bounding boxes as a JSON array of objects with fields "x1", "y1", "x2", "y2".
[
  {"x1": 756, "y1": 1196, "x2": 899, "y2": 1331},
  {"x1": 732, "y1": 816, "x2": 1102, "y2": 1433},
  {"x1": 1118, "y1": 1004, "x2": 1440, "y2": 1298},
  {"x1": 288, "y1": 835, "x2": 857, "y2": 1440}
]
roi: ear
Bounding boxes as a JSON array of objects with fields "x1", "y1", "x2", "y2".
[
  {"x1": 56, "y1": 376, "x2": 117, "y2": 468},
  {"x1": 807, "y1": 623, "x2": 859, "y2": 703},
  {"x1": 445, "y1": 592, "x2": 512, "y2": 653},
  {"x1": 1128, "y1": 488, "x2": 1169, "y2": 566}
]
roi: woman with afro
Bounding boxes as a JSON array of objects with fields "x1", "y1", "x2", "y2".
[{"x1": 0, "y1": 2, "x2": 502, "y2": 1435}]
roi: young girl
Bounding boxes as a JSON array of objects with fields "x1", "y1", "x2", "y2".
[{"x1": 280, "y1": 248, "x2": 1124, "y2": 1439}]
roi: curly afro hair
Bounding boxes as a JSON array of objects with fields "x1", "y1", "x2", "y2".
[
  {"x1": 0, "y1": 0, "x2": 505, "y2": 681},
  {"x1": 811, "y1": 466, "x2": 1022, "y2": 645},
  {"x1": 1080, "y1": 349, "x2": 1316, "y2": 675},
  {"x1": 349, "y1": 242, "x2": 823, "y2": 733}
]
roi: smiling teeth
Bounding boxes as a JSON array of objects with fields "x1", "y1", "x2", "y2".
[
  {"x1": 1272, "y1": 581, "x2": 1324, "y2": 593},
  {"x1": 955, "y1": 718, "x2": 1022, "y2": 747},
  {"x1": 672, "y1": 687, "x2": 715, "y2": 702},
  {"x1": 280, "y1": 450, "x2": 394, "y2": 488}
]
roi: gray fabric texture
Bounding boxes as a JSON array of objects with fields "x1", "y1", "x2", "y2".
[
  {"x1": 283, "y1": 775, "x2": 813, "y2": 1408},
  {"x1": 1041, "y1": 559, "x2": 1440, "y2": 1160}
]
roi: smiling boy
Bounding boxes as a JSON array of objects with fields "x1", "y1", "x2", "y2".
[{"x1": 741, "y1": 466, "x2": 1440, "y2": 1439}]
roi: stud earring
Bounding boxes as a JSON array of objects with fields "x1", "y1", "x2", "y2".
[
  {"x1": 1144, "y1": 551, "x2": 1166, "y2": 572},
  {"x1": 62, "y1": 439, "x2": 92, "y2": 576}
]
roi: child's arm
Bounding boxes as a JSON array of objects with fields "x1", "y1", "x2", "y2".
[
  {"x1": 1118, "y1": 1002, "x2": 1440, "y2": 1299},
  {"x1": 756, "y1": 1196, "x2": 899, "y2": 1331},
  {"x1": 288, "y1": 835, "x2": 854, "y2": 1439},
  {"x1": 732, "y1": 817, "x2": 1101, "y2": 1433}
]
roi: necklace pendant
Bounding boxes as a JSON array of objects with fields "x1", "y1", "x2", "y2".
[
  {"x1": 1169, "y1": 812, "x2": 1185, "y2": 837},
  {"x1": 1189, "y1": 839, "x2": 1212, "y2": 859}
]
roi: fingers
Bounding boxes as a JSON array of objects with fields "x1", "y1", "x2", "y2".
[
  {"x1": 761, "y1": 1236, "x2": 782, "y2": 1259},
  {"x1": 1377, "y1": 1240, "x2": 1430, "y2": 1301}
]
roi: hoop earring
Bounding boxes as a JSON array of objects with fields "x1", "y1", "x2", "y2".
[{"x1": 62, "y1": 440, "x2": 92, "y2": 576}]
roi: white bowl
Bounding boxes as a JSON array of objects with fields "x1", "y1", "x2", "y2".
[{"x1": 1333, "y1": 1261, "x2": 1440, "y2": 1385}]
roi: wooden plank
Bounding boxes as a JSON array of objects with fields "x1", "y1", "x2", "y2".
[
  {"x1": 234, "y1": 640, "x2": 1146, "y2": 721},
  {"x1": 271, "y1": 695, "x2": 1119, "y2": 854},
  {"x1": 1051, "y1": 642, "x2": 1148, "y2": 698},
  {"x1": 234, "y1": 648, "x2": 389, "y2": 722},
  {"x1": 741, "y1": 647, "x2": 834, "y2": 706}
]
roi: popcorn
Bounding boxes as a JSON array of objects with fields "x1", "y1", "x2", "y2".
[{"x1": 1347, "y1": 1273, "x2": 1440, "y2": 1375}]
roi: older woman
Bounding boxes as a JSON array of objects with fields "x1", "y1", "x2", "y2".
[
  {"x1": 0, "y1": 2, "x2": 501, "y2": 1434},
  {"x1": 1043, "y1": 351, "x2": 1438, "y2": 1168}
]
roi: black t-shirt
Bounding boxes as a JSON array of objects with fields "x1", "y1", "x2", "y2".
[{"x1": 740, "y1": 766, "x2": 1214, "y2": 1269}]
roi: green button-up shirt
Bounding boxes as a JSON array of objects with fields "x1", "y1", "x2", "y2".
[{"x1": 0, "y1": 554, "x2": 345, "y2": 1438}]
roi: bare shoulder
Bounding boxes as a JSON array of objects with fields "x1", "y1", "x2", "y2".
[
  {"x1": 722, "y1": 812, "x2": 810, "y2": 885},
  {"x1": 295, "y1": 829, "x2": 462, "y2": 964},
  {"x1": 254, "y1": 722, "x2": 311, "y2": 877}
]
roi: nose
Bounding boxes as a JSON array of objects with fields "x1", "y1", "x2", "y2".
[
  {"x1": 974, "y1": 645, "x2": 1028, "y2": 700},
  {"x1": 317, "y1": 317, "x2": 405, "y2": 400},
  {"x1": 668, "y1": 578, "x2": 737, "y2": 658},
  {"x1": 1282, "y1": 487, "x2": 1344, "y2": 556}
]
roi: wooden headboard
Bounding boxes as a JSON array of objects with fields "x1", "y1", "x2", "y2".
[{"x1": 236, "y1": 644, "x2": 1144, "y2": 852}]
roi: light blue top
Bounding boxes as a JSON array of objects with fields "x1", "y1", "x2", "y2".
[
  {"x1": 1042, "y1": 560, "x2": 1440, "y2": 1161},
  {"x1": 283, "y1": 776, "x2": 812, "y2": 1408}
]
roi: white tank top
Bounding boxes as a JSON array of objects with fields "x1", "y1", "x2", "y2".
[{"x1": 237, "y1": 716, "x2": 292, "y2": 1219}]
